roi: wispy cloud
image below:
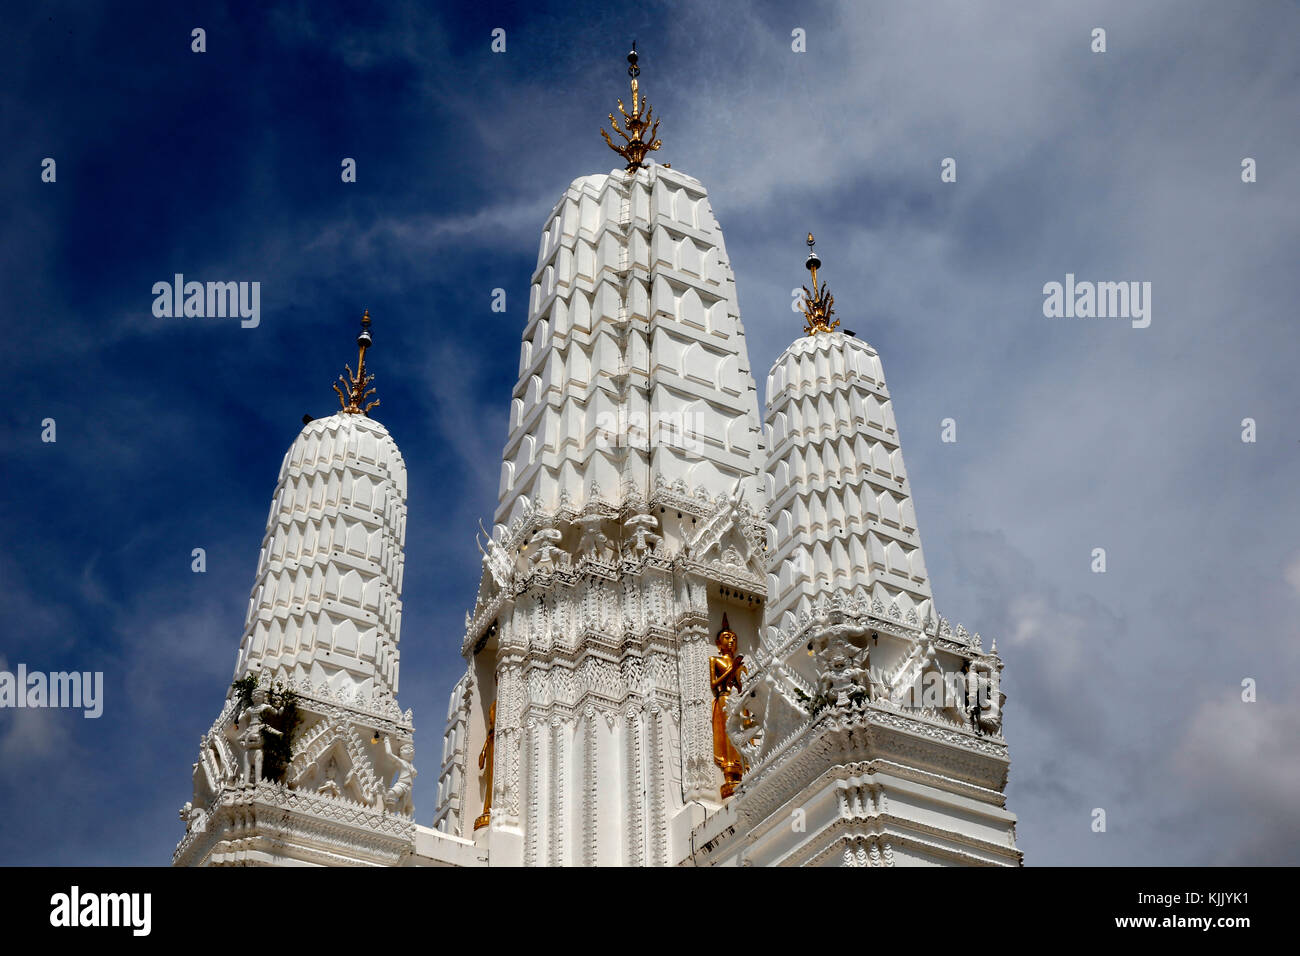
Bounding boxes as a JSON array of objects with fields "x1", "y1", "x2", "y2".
[{"x1": 2, "y1": 0, "x2": 1297, "y2": 865}]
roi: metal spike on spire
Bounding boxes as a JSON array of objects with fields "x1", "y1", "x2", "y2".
[
  {"x1": 600, "y1": 42, "x2": 664, "y2": 173},
  {"x1": 798, "y1": 234, "x2": 839, "y2": 335},
  {"x1": 333, "y1": 309, "x2": 380, "y2": 415}
]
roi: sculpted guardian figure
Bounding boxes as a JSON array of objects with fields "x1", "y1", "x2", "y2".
[
  {"x1": 383, "y1": 736, "x2": 418, "y2": 815},
  {"x1": 237, "y1": 685, "x2": 282, "y2": 785}
]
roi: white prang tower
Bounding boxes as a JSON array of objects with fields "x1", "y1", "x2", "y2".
[
  {"x1": 432, "y1": 46, "x2": 772, "y2": 865},
  {"x1": 175, "y1": 313, "x2": 424, "y2": 867},
  {"x1": 689, "y1": 238, "x2": 1021, "y2": 866}
]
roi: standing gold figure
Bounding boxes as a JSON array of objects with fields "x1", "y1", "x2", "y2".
[
  {"x1": 475, "y1": 700, "x2": 496, "y2": 831},
  {"x1": 709, "y1": 616, "x2": 747, "y2": 798}
]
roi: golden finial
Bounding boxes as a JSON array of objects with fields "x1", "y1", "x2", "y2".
[
  {"x1": 600, "y1": 42, "x2": 663, "y2": 174},
  {"x1": 333, "y1": 309, "x2": 380, "y2": 415},
  {"x1": 798, "y1": 234, "x2": 839, "y2": 335}
]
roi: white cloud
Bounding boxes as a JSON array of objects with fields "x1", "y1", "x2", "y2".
[{"x1": 1285, "y1": 553, "x2": 1300, "y2": 597}]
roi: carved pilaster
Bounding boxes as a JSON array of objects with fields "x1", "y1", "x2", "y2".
[
  {"x1": 583, "y1": 705, "x2": 598, "y2": 866},
  {"x1": 679, "y1": 623, "x2": 714, "y2": 798},
  {"x1": 625, "y1": 707, "x2": 644, "y2": 866},
  {"x1": 457, "y1": 668, "x2": 476, "y2": 838},
  {"x1": 496, "y1": 659, "x2": 525, "y2": 824},
  {"x1": 549, "y1": 716, "x2": 565, "y2": 866},
  {"x1": 648, "y1": 703, "x2": 668, "y2": 866},
  {"x1": 623, "y1": 572, "x2": 640, "y2": 635},
  {"x1": 525, "y1": 718, "x2": 541, "y2": 866}
]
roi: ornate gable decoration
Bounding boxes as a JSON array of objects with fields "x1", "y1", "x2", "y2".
[{"x1": 687, "y1": 479, "x2": 762, "y2": 574}]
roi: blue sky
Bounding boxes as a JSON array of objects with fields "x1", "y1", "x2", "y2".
[{"x1": 2, "y1": 0, "x2": 1298, "y2": 865}]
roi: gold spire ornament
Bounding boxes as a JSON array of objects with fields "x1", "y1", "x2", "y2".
[
  {"x1": 333, "y1": 309, "x2": 380, "y2": 415},
  {"x1": 600, "y1": 43, "x2": 663, "y2": 173},
  {"x1": 798, "y1": 234, "x2": 839, "y2": 335}
]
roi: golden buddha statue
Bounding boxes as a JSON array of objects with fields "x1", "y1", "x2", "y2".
[
  {"x1": 475, "y1": 700, "x2": 496, "y2": 831},
  {"x1": 709, "y1": 615, "x2": 747, "y2": 798}
]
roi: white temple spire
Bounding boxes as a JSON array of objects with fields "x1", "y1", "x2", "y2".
[
  {"x1": 431, "y1": 47, "x2": 770, "y2": 862},
  {"x1": 176, "y1": 313, "x2": 428, "y2": 867},
  {"x1": 765, "y1": 236, "x2": 933, "y2": 628},
  {"x1": 686, "y1": 237, "x2": 1021, "y2": 867}
]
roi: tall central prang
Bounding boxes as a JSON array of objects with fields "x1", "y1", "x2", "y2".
[{"x1": 432, "y1": 46, "x2": 771, "y2": 865}]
